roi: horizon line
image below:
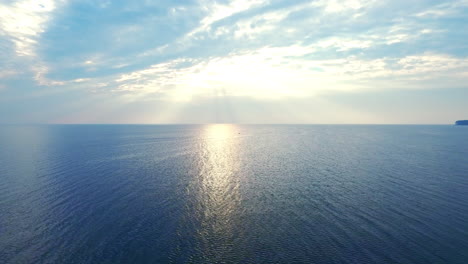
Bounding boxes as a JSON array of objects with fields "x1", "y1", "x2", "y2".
[{"x1": 0, "y1": 123, "x2": 458, "y2": 126}]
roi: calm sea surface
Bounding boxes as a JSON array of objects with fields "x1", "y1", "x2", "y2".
[{"x1": 0, "y1": 125, "x2": 467, "y2": 264}]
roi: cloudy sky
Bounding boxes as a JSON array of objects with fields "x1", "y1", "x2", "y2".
[{"x1": 1, "y1": 0, "x2": 467, "y2": 124}]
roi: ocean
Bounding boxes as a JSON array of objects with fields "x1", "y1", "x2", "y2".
[{"x1": 0, "y1": 125, "x2": 467, "y2": 263}]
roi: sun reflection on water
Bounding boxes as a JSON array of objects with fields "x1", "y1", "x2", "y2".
[
  {"x1": 204, "y1": 124, "x2": 234, "y2": 141},
  {"x1": 193, "y1": 124, "x2": 243, "y2": 261}
]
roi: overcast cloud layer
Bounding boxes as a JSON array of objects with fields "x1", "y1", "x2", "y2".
[{"x1": 1, "y1": 0, "x2": 467, "y2": 123}]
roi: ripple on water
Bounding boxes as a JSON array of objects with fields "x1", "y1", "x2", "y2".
[{"x1": 0, "y1": 125, "x2": 468, "y2": 263}]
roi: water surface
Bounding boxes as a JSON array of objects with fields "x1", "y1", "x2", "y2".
[{"x1": 0, "y1": 125, "x2": 467, "y2": 263}]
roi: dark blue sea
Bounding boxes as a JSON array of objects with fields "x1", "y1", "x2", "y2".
[{"x1": 1, "y1": 125, "x2": 467, "y2": 264}]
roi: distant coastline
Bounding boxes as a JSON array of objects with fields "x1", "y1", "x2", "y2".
[{"x1": 455, "y1": 120, "x2": 468, "y2": 125}]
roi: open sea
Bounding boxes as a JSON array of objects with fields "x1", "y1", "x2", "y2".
[{"x1": 0, "y1": 124, "x2": 467, "y2": 264}]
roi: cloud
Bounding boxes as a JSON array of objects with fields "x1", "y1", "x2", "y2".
[
  {"x1": 415, "y1": 0, "x2": 468, "y2": 18},
  {"x1": 1, "y1": 0, "x2": 468, "y2": 124},
  {"x1": 313, "y1": 0, "x2": 376, "y2": 13},
  {"x1": 0, "y1": 0, "x2": 63, "y2": 56},
  {"x1": 0, "y1": 69, "x2": 17, "y2": 79},
  {"x1": 0, "y1": 0, "x2": 68, "y2": 89},
  {"x1": 84, "y1": 44, "x2": 468, "y2": 103},
  {"x1": 194, "y1": 0, "x2": 269, "y2": 34}
]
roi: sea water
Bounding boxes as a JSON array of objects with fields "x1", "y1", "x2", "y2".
[{"x1": 1, "y1": 125, "x2": 467, "y2": 263}]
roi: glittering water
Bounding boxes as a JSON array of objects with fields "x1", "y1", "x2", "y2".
[{"x1": 1, "y1": 125, "x2": 467, "y2": 264}]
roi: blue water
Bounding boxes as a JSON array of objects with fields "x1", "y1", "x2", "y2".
[{"x1": 0, "y1": 125, "x2": 467, "y2": 264}]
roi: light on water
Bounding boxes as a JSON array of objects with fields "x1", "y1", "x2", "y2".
[
  {"x1": 1, "y1": 125, "x2": 468, "y2": 263},
  {"x1": 192, "y1": 124, "x2": 241, "y2": 261},
  {"x1": 2, "y1": 0, "x2": 467, "y2": 263}
]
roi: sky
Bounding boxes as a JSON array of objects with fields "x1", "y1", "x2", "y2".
[{"x1": 0, "y1": 0, "x2": 467, "y2": 124}]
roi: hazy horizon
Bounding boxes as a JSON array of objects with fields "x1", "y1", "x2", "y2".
[
  {"x1": 0, "y1": 122, "x2": 464, "y2": 125},
  {"x1": 1, "y1": 119, "x2": 466, "y2": 125}
]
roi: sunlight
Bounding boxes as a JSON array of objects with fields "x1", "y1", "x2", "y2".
[
  {"x1": 166, "y1": 49, "x2": 351, "y2": 101},
  {"x1": 192, "y1": 124, "x2": 242, "y2": 260},
  {"x1": 182, "y1": 54, "x2": 308, "y2": 99},
  {"x1": 204, "y1": 124, "x2": 235, "y2": 140}
]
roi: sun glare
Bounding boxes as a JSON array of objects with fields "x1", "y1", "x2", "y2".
[
  {"x1": 204, "y1": 124, "x2": 236, "y2": 140},
  {"x1": 188, "y1": 123, "x2": 241, "y2": 260}
]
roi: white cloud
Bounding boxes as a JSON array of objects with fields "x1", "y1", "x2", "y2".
[
  {"x1": 33, "y1": 64, "x2": 65, "y2": 86},
  {"x1": 0, "y1": 69, "x2": 17, "y2": 79},
  {"x1": 86, "y1": 42, "x2": 468, "y2": 102},
  {"x1": 232, "y1": 9, "x2": 290, "y2": 39},
  {"x1": 2, "y1": 0, "x2": 465, "y2": 99},
  {"x1": 1, "y1": 0, "x2": 466, "y2": 124},
  {"x1": 0, "y1": 0, "x2": 67, "y2": 88},
  {"x1": 142, "y1": 0, "x2": 269, "y2": 56},
  {"x1": 0, "y1": 0, "x2": 62, "y2": 56},
  {"x1": 415, "y1": 0, "x2": 468, "y2": 18},
  {"x1": 314, "y1": 0, "x2": 376, "y2": 13},
  {"x1": 196, "y1": 0, "x2": 268, "y2": 33}
]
